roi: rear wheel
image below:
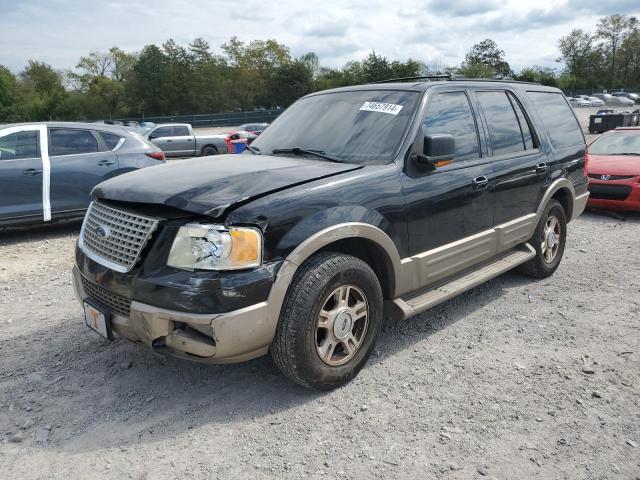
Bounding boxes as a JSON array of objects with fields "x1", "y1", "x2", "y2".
[
  {"x1": 520, "y1": 199, "x2": 567, "y2": 278},
  {"x1": 201, "y1": 145, "x2": 218, "y2": 156},
  {"x1": 271, "y1": 252, "x2": 383, "y2": 390}
]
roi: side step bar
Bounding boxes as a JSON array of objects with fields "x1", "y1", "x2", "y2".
[{"x1": 391, "y1": 243, "x2": 536, "y2": 320}]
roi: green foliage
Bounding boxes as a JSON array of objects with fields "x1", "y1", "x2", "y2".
[{"x1": 2, "y1": 18, "x2": 640, "y2": 123}]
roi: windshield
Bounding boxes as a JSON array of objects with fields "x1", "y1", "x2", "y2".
[
  {"x1": 136, "y1": 125, "x2": 154, "y2": 135},
  {"x1": 589, "y1": 131, "x2": 640, "y2": 156},
  {"x1": 251, "y1": 90, "x2": 421, "y2": 164}
]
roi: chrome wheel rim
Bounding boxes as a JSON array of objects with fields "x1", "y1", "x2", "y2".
[
  {"x1": 541, "y1": 214, "x2": 561, "y2": 263},
  {"x1": 315, "y1": 284, "x2": 369, "y2": 366}
]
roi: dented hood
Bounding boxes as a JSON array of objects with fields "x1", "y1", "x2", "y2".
[{"x1": 93, "y1": 154, "x2": 362, "y2": 217}]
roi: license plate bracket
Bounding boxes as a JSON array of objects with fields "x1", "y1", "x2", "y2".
[{"x1": 83, "y1": 300, "x2": 113, "y2": 340}]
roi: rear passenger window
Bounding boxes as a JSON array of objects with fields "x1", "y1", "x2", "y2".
[
  {"x1": 476, "y1": 91, "x2": 525, "y2": 156},
  {"x1": 99, "y1": 132, "x2": 123, "y2": 150},
  {"x1": 173, "y1": 126, "x2": 190, "y2": 136},
  {"x1": 50, "y1": 129, "x2": 99, "y2": 156},
  {"x1": 423, "y1": 92, "x2": 480, "y2": 161},
  {"x1": 527, "y1": 92, "x2": 584, "y2": 149},
  {"x1": 0, "y1": 131, "x2": 39, "y2": 160},
  {"x1": 507, "y1": 92, "x2": 536, "y2": 150}
]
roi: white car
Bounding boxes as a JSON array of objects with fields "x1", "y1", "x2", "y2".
[
  {"x1": 585, "y1": 96, "x2": 605, "y2": 107},
  {"x1": 568, "y1": 97, "x2": 591, "y2": 108},
  {"x1": 592, "y1": 93, "x2": 635, "y2": 108}
]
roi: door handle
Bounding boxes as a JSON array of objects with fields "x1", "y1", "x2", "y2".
[
  {"x1": 186, "y1": 139, "x2": 193, "y2": 141},
  {"x1": 98, "y1": 160, "x2": 115, "y2": 166},
  {"x1": 166, "y1": 139, "x2": 173, "y2": 143},
  {"x1": 22, "y1": 168, "x2": 42, "y2": 176},
  {"x1": 536, "y1": 162, "x2": 549, "y2": 173},
  {"x1": 472, "y1": 175, "x2": 489, "y2": 190}
]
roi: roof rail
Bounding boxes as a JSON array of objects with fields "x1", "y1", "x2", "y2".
[
  {"x1": 371, "y1": 75, "x2": 451, "y2": 84},
  {"x1": 449, "y1": 76, "x2": 541, "y2": 85}
]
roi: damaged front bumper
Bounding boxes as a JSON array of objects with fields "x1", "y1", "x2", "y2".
[{"x1": 72, "y1": 265, "x2": 273, "y2": 363}]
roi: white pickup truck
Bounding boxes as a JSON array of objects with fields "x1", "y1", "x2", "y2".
[{"x1": 139, "y1": 123, "x2": 229, "y2": 158}]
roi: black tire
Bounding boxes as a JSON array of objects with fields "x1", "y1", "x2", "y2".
[
  {"x1": 201, "y1": 145, "x2": 218, "y2": 156},
  {"x1": 519, "y1": 199, "x2": 567, "y2": 278},
  {"x1": 271, "y1": 252, "x2": 383, "y2": 390}
]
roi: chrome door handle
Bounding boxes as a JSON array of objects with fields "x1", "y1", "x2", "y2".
[
  {"x1": 22, "y1": 168, "x2": 42, "y2": 176},
  {"x1": 536, "y1": 162, "x2": 549, "y2": 173},
  {"x1": 472, "y1": 175, "x2": 489, "y2": 190}
]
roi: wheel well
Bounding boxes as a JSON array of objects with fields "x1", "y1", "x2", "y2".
[
  {"x1": 316, "y1": 238, "x2": 395, "y2": 299},
  {"x1": 551, "y1": 188, "x2": 572, "y2": 219}
]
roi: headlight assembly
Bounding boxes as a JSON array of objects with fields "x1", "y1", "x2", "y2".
[{"x1": 167, "y1": 223, "x2": 262, "y2": 271}]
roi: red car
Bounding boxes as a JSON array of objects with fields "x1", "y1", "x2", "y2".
[{"x1": 586, "y1": 127, "x2": 640, "y2": 211}]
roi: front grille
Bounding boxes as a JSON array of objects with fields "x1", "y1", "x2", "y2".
[
  {"x1": 81, "y1": 276, "x2": 131, "y2": 317},
  {"x1": 80, "y1": 201, "x2": 158, "y2": 272},
  {"x1": 588, "y1": 174, "x2": 635, "y2": 181},
  {"x1": 588, "y1": 184, "x2": 632, "y2": 200}
]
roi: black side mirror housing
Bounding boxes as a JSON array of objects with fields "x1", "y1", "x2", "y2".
[{"x1": 416, "y1": 133, "x2": 455, "y2": 165}]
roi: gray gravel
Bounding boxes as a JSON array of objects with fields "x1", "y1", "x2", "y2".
[{"x1": 0, "y1": 210, "x2": 639, "y2": 479}]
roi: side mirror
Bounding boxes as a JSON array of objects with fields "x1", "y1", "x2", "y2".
[
  {"x1": 416, "y1": 133, "x2": 455, "y2": 165},
  {"x1": 148, "y1": 134, "x2": 157, "y2": 140}
]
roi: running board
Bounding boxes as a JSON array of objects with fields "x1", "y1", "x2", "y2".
[{"x1": 391, "y1": 243, "x2": 536, "y2": 320}]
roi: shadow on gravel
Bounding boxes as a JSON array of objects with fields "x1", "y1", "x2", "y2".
[
  {"x1": 2, "y1": 269, "x2": 535, "y2": 453},
  {"x1": 580, "y1": 208, "x2": 640, "y2": 223},
  {"x1": 0, "y1": 220, "x2": 81, "y2": 245}
]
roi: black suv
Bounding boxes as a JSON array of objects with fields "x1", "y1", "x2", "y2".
[{"x1": 73, "y1": 79, "x2": 589, "y2": 390}]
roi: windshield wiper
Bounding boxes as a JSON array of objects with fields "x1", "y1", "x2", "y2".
[
  {"x1": 608, "y1": 152, "x2": 639, "y2": 156},
  {"x1": 246, "y1": 145, "x2": 261, "y2": 155},
  {"x1": 271, "y1": 147, "x2": 343, "y2": 163}
]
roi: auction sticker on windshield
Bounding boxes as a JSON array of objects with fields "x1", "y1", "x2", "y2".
[{"x1": 360, "y1": 102, "x2": 403, "y2": 115}]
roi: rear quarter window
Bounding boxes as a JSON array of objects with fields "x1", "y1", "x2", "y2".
[
  {"x1": 526, "y1": 92, "x2": 584, "y2": 149},
  {"x1": 99, "y1": 132, "x2": 124, "y2": 150}
]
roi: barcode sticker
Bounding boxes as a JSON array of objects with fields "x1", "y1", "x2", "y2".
[{"x1": 360, "y1": 102, "x2": 403, "y2": 115}]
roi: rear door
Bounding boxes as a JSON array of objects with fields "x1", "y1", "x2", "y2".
[
  {"x1": 0, "y1": 129, "x2": 44, "y2": 221},
  {"x1": 48, "y1": 128, "x2": 119, "y2": 213},
  {"x1": 473, "y1": 89, "x2": 548, "y2": 225},
  {"x1": 171, "y1": 125, "x2": 196, "y2": 156},
  {"x1": 401, "y1": 89, "x2": 496, "y2": 287}
]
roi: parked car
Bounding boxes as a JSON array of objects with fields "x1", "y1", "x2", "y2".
[
  {"x1": 0, "y1": 122, "x2": 165, "y2": 227},
  {"x1": 612, "y1": 92, "x2": 640, "y2": 105},
  {"x1": 586, "y1": 127, "x2": 640, "y2": 211},
  {"x1": 73, "y1": 80, "x2": 588, "y2": 390},
  {"x1": 140, "y1": 123, "x2": 228, "y2": 157},
  {"x1": 568, "y1": 97, "x2": 591, "y2": 108},
  {"x1": 238, "y1": 123, "x2": 269, "y2": 135},
  {"x1": 586, "y1": 96, "x2": 605, "y2": 107},
  {"x1": 592, "y1": 93, "x2": 635, "y2": 108}
]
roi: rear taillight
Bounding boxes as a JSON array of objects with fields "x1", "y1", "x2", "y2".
[
  {"x1": 583, "y1": 148, "x2": 589, "y2": 177},
  {"x1": 146, "y1": 151, "x2": 165, "y2": 161}
]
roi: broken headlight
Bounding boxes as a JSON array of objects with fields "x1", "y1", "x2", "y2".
[{"x1": 167, "y1": 223, "x2": 262, "y2": 271}]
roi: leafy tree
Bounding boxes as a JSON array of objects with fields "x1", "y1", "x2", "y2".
[
  {"x1": 18, "y1": 60, "x2": 67, "y2": 120},
  {"x1": 0, "y1": 65, "x2": 20, "y2": 122},
  {"x1": 515, "y1": 66, "x2": 558, "y2": 86},
  {"x1": 460, "y1": 39, "x2": 512, "y2": 77},
  {"x1": 268, "y1": 60, "x2": 313, "y2": 107},
  {"x1": 596, "y1": 14, "x2": 632, "y2": 87}
]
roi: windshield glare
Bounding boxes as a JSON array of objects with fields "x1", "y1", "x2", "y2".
[
  {"x1": 589, "y1": 132, "x2": 640, "y2": 156},
  {"x1": 251, "y1": 90, "x2": 421, "y2": 164}
]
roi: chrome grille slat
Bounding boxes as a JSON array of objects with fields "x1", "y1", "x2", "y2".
[
  {"x1": 81, "y1": 276, "x2": 131, "y2": 317},
  {"x1": 79, "y1": 201, "x2": 159, "y2": 272}
]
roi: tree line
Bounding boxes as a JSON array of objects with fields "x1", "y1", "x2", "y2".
[{"x1": 0, "y1": 13, "x2": 638, "y2": 123}]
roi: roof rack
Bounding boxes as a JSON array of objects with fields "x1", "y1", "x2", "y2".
[
  {"x1": 371, "y1": 75, "x2": 540, "y2": 86},
  {"x1": 371, "y1": 75, "x2": 451, "y2": 84}
]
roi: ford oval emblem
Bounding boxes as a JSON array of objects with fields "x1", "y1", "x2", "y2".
[{"x1": 95, "y1": 225, "x2": 111, "y2": 239}]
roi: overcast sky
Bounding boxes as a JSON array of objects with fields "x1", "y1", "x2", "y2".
[{"x1": 1, "y1": 0, "x2": 639, "y2": 74}]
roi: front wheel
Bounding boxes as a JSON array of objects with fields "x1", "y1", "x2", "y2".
[
  {"x1": 519, "y1": 199, "x2": 567, "y2": 278},
  {"x1": 271, "y1": 252, "x2": 383, "y2": 390}
]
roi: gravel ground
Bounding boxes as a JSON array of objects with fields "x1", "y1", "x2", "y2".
[{"x1": 0, "y1": 209, "x2": 639, "y2": 480}]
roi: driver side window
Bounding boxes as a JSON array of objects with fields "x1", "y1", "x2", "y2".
[
  {"x1": 423, "y1": 92, "x2": 480, "y2": 162},
  {"x1": 151, "y1": 126, "x2": 174, "y2": 139}
]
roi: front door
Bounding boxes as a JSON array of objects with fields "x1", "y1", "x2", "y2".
[
  {"x1": 401, "y1": 90, "x2": 495, "y2": 287},
  {"x1": 0, "y1": 128, "x2": 45, "y2": 222},
  {"x1": 48, "y1": 128, "x2": 119, "y2": 213}
]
